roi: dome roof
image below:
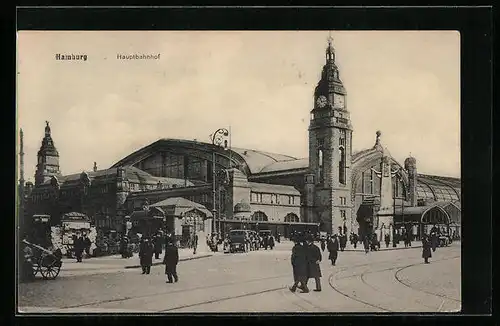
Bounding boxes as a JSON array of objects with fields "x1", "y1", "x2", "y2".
[
  {"x1": 234, "y1": 202, "x2": 251, "y2": 213},
  {"x1": 404, "y1": 156, "x2": 417, "y2": 168}
]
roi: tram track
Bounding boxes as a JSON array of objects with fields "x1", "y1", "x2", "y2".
[
  {"x1": 393, "y1": 256, "x2": 461, "y2": 304},
  {"x1": 328, "y1": 255, "x2": 461, "y2": 312},
  {"x1": 55, "y1": 273, "x2": 292, "y2": 310}
]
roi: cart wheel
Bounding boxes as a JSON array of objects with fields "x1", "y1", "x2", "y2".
[
  {"x1": 32, "y1": 263, "x2": 40, "y2": 276},
  {"x1": 39, "y1": 256, "x2": 61, "y2": 280},
  {"x1": 40, "y1": 263, "x2": 61, "y2": 280}
]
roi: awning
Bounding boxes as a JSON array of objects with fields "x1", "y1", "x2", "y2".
[
  {"x1": 150, "y1": 197, "x2": 213, "y2": 218},
  {"x1": 129, "y1": 207, "x2": 165, "y2": 221},
  {"x1": 61, "y1": 212, "x2": 90, "y2": 221}
]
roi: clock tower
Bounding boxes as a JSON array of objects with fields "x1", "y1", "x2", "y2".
[
  {"x1": 35, "y1": 121, "x2": 62, "y2": 186},
  {"x1": 305, "y1": 35, "x2": 353, "y2": 235}
]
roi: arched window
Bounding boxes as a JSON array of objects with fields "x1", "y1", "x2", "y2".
[
  {"x1": 251, "y1": 211, "x2": 268, "y2": 222},
  {"x1": 318, "y1": 149, "x2": 324, "y2": 184},
  {"x1": 339, "y1": 147, "x2": 346, "y2": 185},
  {"x1": 284, "y1": 213, "x2": 299, "y2": 223}
]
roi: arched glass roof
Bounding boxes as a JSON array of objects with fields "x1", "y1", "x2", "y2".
[{"x1": 417, "y1": 174, "x2": 460, "y2": 202}]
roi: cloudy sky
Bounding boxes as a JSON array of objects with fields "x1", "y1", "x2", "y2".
[{"x1": 17, "y1": 31, "x2": 460, "y2": 181}]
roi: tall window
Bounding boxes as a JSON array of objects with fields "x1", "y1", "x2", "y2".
[
  {"x1": 370, "y1": 169, "x2": 374, "y2": 194},
  {"x1": 340, "y1": 210, "x2": 346, "y2": 221},
  {"x1": 339, "y1": 147, "x2": 346, "y2": 184},
  {"x1": 318, "y1": 149, "x2": 324, "y2": 184}
]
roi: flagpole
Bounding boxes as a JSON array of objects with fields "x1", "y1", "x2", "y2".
[{"x1": 229, "y1": 125, "x2": 232, "y2": 168}]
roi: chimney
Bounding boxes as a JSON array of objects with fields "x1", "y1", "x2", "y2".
[{"x1": 93, "y1": 162, "x2": 97, "y2": 172}]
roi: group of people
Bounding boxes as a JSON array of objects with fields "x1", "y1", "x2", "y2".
[
  {"x1": 290, "y1": 234, "x2": 323, "y2": 293},
  {"x1": 138, "y1": 235, "x2": 180, "y2": 283}
]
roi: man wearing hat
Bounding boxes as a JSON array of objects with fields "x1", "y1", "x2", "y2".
[
  {"x1": 139, "y1": 237, "x2": 154, "y2": 274},
  {"x1": 163, "y1": 238, "x2": 179, "y2": 283},
  {"x1": 289, "y1": 236, "x2": 309, "y2": 293},
  {"x1": 305, "y1": 234, "x2": 322, "y2": 292}
]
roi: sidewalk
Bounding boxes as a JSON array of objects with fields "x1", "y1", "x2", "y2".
[{"x1": 61, "y1": 248, "x2": 213, "y2": 271}]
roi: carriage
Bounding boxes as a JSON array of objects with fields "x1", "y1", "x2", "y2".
[{"x1": 23, "y1": 239, "x2": 63, "y2": 280}]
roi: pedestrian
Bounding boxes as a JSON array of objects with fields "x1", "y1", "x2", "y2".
[
  {"x1": 339, "y1": 234, "x2": 347, "y2": 252},
  {"x1": 320, "y1": 239, "x2": 326, "y2": 252},
  {"x1": 192, "y1": 233, "x2": 198, "y2": 255},
  {"x1": 305, "y1": 234, "x2": 322, "y2": 292},
  {"x1": 164, "y1": 239, "x2": 179, "y2": 283},
  {"x1": 153, "y1": 233, "x2": 163, "y2": 259},
  {"x1": 276, "y1": 233, "x2": 281, "y2": 243},
  {"x1": 384, "y1": 233, "x2": 390, "y2": 248},
  {"x1": 363, "y1": 235, "x2": 370, "y2": 254},
  {"x1": 269, "y1": 235, "x2": 275, "y2": 250},
  {"x1": 139, "y1": 237, "x2": 154, "y2": 274},
  {"x1": 21, "y1": 240, "x2": 35, "y2": 282},
  {"x1": 422, "y1": 234, "x2": 432, "y2": 264},
  {"x1": 327, "y1": 235, "x2": 339, "y2": 265},
  {"x1": 289, "y1": 238, "x2": 309, "y2": 293},
  {"x1": 263, "y1": 235, "x2": 269, "y2": 250},
  {"x1": 352, "y1": 233, "x2": 358, "y2": 249},
  {"x1": 82, "y1": 233, "x2": 92, "y2": 258},
  {"x1": 430, "y1": 229, "x2": 438, "y2": 252},
  {"x1": 73, "y1": 233, "x2": 84, "y2": 263}
]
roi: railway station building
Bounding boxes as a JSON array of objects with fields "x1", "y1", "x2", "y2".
[{"x1": 20, "y1": 38, "x2": 461, "y2": 241}]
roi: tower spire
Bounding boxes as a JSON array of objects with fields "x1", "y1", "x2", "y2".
[{"x1": 326, "y1": 31, "x2": 335, "y2": 62}]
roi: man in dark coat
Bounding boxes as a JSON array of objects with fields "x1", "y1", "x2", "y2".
[
  {"x1": 263, "y1": 235, "x2": 269, "y2": 250},
  {"x1": 422, "y1": 234, "x2": 432, "y2": 264},
  {"x1": 363, "y1": 235, "x2": 370, "y2": 254},
  {"x1": 305, "y1": 235, "x2": 322, "y2": 292},
  {"x1": 339, "y1": 234, "x2": 347, "y2": 252},
  {"x1": 289, "y1": 239, "x2": 309, "y2": 293},
  {"x1": 153, "y1": 233, "x2": 163, "y2": 259},
  {"x1": 139, "y1": 237, "x2": 154, "y2": 274},
  {"x1": 269, "y1": 235, "x2": 275, "y2": 250},
  {"x1": 320, "y1": 239, "x2": 326, "y2": 252},
  {"x1": 192, "y1": 233, "x2": 199, "y2": 255},
  {"x1": 82, "y1": 233, "x2": 92, "y2": 258},
  {"x1": 351, "y1": 233, "x2": 359, "y2": 249},
  {"x1": 164, "y1": 239, "x2": 179, "y2": 283},
  {"x1": 73, "y1": 234, "x2": 84, "y2": 262},
  {"x1": 327, "y1": 235, "x2": 340, "y2": 265},
  {"x1": 384, "y1": 233, "x2": 391, "y2": 248},
  {"x1": 430, "y1": 227, "x2": 439, "y2": 252}
]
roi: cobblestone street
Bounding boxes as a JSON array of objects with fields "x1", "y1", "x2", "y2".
[{"x1": 18, "y1": 241, "x2": 461, "y2": 313}]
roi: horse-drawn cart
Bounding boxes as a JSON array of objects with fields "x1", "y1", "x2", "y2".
[{"x1": 23, "y1": 239, "x2": 63, "y2": 280}]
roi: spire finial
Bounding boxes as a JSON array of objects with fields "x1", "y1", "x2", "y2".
[
  {"x1": 44, "y1": 121, "x2": 51, "y2": 137},
  {"x1": 328, "y1": 31, "x2": 333, "y2": 45}
]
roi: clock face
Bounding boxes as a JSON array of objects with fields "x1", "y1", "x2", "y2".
[
  {"x1": 316, "y1": 95, "x2": 328, "y2": 108},
  {"x1": 334, "y1": 94, "x2": 345, "y2": 109}
]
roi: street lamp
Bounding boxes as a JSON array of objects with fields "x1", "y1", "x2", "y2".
[{"x1": 211, "y1": 128, "x2": 230, "y2": 236}]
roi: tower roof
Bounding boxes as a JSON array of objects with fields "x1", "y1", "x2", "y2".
[{"x1": 37, "y1": 121, "x2": 59, "y2": 157}]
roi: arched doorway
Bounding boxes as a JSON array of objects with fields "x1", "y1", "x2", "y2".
[
  {"x1": 420, "y1": 205, "x2": 451, "y2": 237},
  {"x1": 284, "y1": 213, "x2": 300, "y2": 238},
  {"x1": 251, "y1": 211, "x2": 268, "y2": 231}
]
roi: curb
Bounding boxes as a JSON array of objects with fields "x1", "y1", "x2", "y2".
[
  {"x1": 124, "y1": 253, "x2": 213, "y2": 269},
  {"x1": 340, "y1": 245, "x2": 423, "y2": 252}
]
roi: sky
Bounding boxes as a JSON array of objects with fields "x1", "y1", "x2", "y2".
[{"x1": 16, "y1": 31, "x2": 460, "y2": 181}]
